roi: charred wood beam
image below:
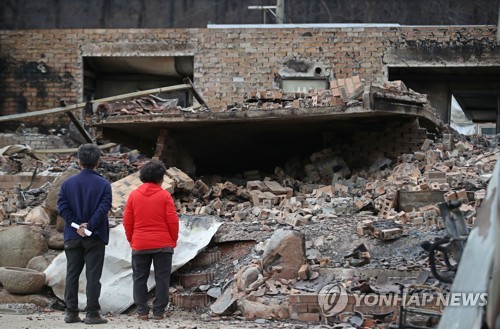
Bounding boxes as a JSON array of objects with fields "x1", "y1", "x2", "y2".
[
  {"x1": 65, "y1": 110, "x2": 94, "y2": 144},
  {"x1": 183, "y1": 77, "x2": 210, "y2": 110}
]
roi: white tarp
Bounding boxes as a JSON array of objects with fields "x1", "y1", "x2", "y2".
[
  {"x1": 450, "y1": 95, "x2": 477, "y2": 135},
  {"x1": 44, "y1": 215, "x2": 222, "y2": 314}
]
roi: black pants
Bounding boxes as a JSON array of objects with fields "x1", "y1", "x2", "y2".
[
  {"x1": 132, "y1": 251, "x2": 173, "y2": 316},
  {"x1": 64, "y1": 237, "x2": 105, "y2": 316}
]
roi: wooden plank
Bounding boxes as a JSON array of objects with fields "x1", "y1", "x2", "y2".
[
  {"x1": 183, "y1": 77, "x2": 210, "y2": 110},
  {"x1": 66, "y1": 111, "x2": 94, "y2": 143},
  {"x1": 0, "y1": 84, "x2": 192, "y2": 122}
]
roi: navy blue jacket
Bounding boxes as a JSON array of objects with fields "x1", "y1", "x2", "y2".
[{"x1": 57, "y1": 169, "x2": 112, "y2": 244}]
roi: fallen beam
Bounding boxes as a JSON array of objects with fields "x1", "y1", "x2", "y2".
[
  {"x1": 0, "y1": 84, "x2": 193, "y2": 122},
  {"x1": 66, "y1": 110, "x2": 94, "y2": 144},
  {"x1": 183, "y1": 77, "x2": 210, "y2": 110}
]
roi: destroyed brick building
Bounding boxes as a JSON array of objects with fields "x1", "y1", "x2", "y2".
[
  {"x1": 0, "y1": 3, "x2": 500, "y2": 328},
  {"x1": 1, "y1": 24, "x2": 499, "y2": 176}
]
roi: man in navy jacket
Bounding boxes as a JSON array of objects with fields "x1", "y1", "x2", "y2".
[{"x1": 58, "y1": 143, "x2": 112, "y2": 325}]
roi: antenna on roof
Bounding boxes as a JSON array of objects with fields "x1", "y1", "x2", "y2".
[{"x1": 248, "y1": 0, "x2": 285, "y2": 24}]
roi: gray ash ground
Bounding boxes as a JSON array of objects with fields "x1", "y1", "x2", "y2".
[{"x1": 175, "y1": 212, "x2": 450, "y2": 297}]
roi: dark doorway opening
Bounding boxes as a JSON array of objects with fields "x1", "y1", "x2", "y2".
[
  {"x1": 83, "y1": 56, "x2": 194, "y2": 106},
  {"x1": 389, "y1": 66, "x2": 500, "y2": 132}
]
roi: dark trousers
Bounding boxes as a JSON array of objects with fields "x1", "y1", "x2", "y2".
[
  {"x1": 64, "y1": 237, "x2": 105, "y2": 316},
  {"x1": 132, "y1": 251, "x2": 173, "y2": 316}
]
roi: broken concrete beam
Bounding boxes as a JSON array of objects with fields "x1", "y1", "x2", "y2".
[
  {"x1": 166, "y1": 167, "x2": 194, "y2": 191},
  {"x1": 373, "y1": 88, "x2": 427, "y2": 104}
]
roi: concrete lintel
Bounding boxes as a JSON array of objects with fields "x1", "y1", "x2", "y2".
[{"x1": 92, "y1": 103, "x2": 441, "y2": 130}]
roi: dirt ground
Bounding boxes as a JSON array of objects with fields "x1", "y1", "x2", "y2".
[{"x1": 0, "y1": 308, "x2": 304, "y2": 329}]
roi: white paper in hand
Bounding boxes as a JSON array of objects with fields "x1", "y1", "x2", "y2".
[{"x1": 71, "y1": 222, "x2": 92, "y2": 236}]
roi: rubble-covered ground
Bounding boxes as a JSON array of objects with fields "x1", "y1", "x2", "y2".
[{"x1": 0, "y1": 121, "x2": 498, "y2": 328}]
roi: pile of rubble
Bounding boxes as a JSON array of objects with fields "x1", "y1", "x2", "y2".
[
  {"x1": 0, "y1": 126, "x2": 497, "y2": 256},
  {"x1": 96, "y1": 96, "x2": 184, "y2": 117},
  {"x1": 106, "y1": 131, "x2": 496, "y2": 235},
  {"x1": 226, "y1": 79, "x2": 438, "y2": 117}
]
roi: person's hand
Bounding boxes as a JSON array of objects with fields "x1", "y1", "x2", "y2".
[{"x1": 77, "y1": 223, "x2": 89, "y2": 237}]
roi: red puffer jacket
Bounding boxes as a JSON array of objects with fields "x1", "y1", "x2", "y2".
[{"x1": 123, "y1": 182, "x2": 179, "y2": 250}]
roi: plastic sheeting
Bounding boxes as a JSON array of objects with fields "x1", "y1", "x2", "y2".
[
  {"x1": 44, "y1": 215, "x2": 222, "y2": 314},
  {"x1": 450, "y1": 95, "x2": 477, "y2": 135}
]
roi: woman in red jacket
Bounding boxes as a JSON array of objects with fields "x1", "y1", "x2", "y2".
[{"x1": 123, "y1": 159, "x2": 179, "y2": 320}]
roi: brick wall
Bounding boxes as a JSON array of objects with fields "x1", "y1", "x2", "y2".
[
  {"x1": 349, "y1": 119, "x2": 427, "y2": 165},
  {"x1": 0, "y1": 133, "x2": 70, "y2": 150},
  {"x1": 0, "y1": 26, "x2": 498, "y2": 124}
]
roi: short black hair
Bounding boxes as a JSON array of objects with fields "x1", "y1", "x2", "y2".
[
  {"x1": 77, "y1": 143, "x2": 101, "y2": 169},
  {"x1": 139, "y1": 159, "x2": 166, "y2": 184}
]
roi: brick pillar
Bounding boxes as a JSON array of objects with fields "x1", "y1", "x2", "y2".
[
  {"x1": 155, "y1": 129, "x2": 196, "y2": 175},
  {"x1": 155, "y1": 129, "x2": 176, "y2": 168}
]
